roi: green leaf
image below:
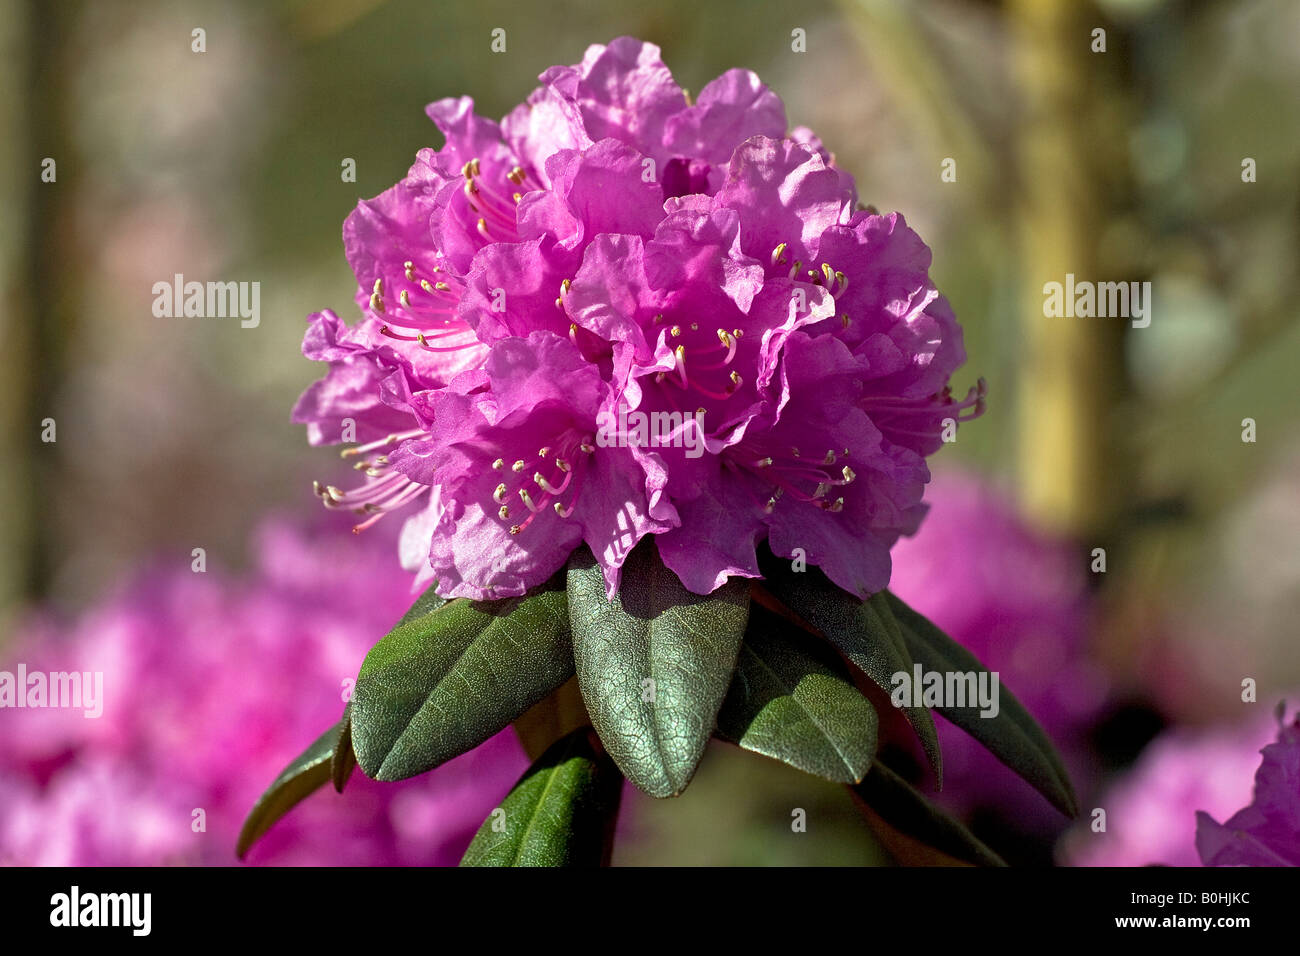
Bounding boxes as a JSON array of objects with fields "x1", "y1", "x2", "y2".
[
  {"x1": 883, "y1": 589, "x2": 1078, "y2": 817},
  {"x1": 237, "y1": 718, "x2": 342, "y2": 859},
  {"x1": 351, "y1": 572, "x2": 573, "y2": 782},
  {"x1": 716, "y1": 605, "x2": 877, "y2": 783},
  {"x1": 757, "y1": 550, "x2": 942, "y2": 782},
  {"x1": 566, "y1": 540, "x2": 749, "y2": 798},
  {"x1": 851, "y1": 761, "x2": 1005, "y2": 867},
  {"x1": 460, "y1": 728, "x2": 623, "y2": 867},
  {"x1": 331, "y1": 701, "x2": 356, "y2": 793}
]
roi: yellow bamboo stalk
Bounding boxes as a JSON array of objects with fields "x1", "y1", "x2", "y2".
[{"x1": 1010, "y1": 0, "x2": 1117, "y2": 537}]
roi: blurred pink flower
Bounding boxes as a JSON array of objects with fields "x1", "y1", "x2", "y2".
[
  {"x1": 1197, "y1": 712, "x2": 1300, "y2": 866},
  {"x1": 1063, "y1": 708, "x2": 1281, "y2": 867},
  {"x1": 0, "y1": 518, "x2": 528, "y2": 866},
  {"x1": 887, "y1": 471, "x2": 1107, "y2": 822}
]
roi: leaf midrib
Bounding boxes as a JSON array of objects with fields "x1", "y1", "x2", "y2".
[
  {"x1": 512, "y1": 755, "x2": 571, "y2": 865},
  {"x1": 741, "y1": 642, "x2": 864, "y2": 780}
]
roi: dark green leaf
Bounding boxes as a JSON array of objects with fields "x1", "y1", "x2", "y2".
[
  {"x1": 331, "y1": 700, "x2": 356, "y2": 793},
  {"x1": 883, "y1": 589, "x2": 1078, "y2": 817},
  {"x1": 237, "y1": 718, "x2": 341, "y2": 859},
  {"x1": 757, "y1": 549, "x2": 942, "y2": 782},
  {"x1": 716, "y1": 605, "x2": 877, "y2": 783},
  {"x1": 567, "y1": 540, "x2": 749, "y2": 798},
  {"x1": 351, "y1": 572, "x2": 573, "y2": 782},
  {"x1": 851, "y1": 761, "x2": 1005, "y2": 867},
  {"x1": 461, "y1": 728, "x2": 622, "y2": 867}
]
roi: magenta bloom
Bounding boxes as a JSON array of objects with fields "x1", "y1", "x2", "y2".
[
  {"x1": 0, "y1": 519, "x2": 527, "y2": 866},
  {"x1": 888, "y1": 473, "x2": 1106, "y2": 822},
  {"x1": 1197, "y1": 712, "x2": 1300, "y2": 866},
  {"x1": 294, "y1": 37, "x2": 978, "y2": 601}
]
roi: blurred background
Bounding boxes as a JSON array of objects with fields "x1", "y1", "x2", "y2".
[{"x1": 0, "y1": 0, "x2": 1297, "y2": 865}]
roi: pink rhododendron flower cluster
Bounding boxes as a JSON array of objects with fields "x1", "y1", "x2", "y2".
[
  {"x1": 888, "y1": 473, "x2": 1107, "y2": 822},
  {"x1": 294, "y1": 37, "x2": 979, "y2": 602},
  {"x1": 0, "y1": 519, "x2": 527, "y2": 866}
]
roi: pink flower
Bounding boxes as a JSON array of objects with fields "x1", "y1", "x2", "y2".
[
  {"x1": 389, "y1": 332, "x2": 673, "y2": 600},
  {"x1": 1197, "y1": 712, "x2": 1300, "y2": 866},
  {"x1": 0, "y1": 518, "x2": 528, "y2": 866},
  {"x1": 1062, "y1": 709, "x2": 1283, "y2": 867},
  {"x1": 294, "y1": 37, "x2": 977, "y2": 601}
]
